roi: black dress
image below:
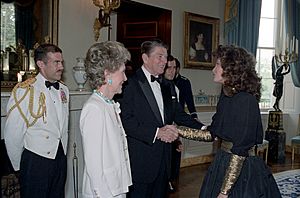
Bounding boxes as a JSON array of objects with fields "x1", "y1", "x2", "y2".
[
  {"x1": 199, "y1": 92, "x2": 281, "y2": 198},
  {"x1": 190, "y1": 44, "x2": 211, "y2": 62}
]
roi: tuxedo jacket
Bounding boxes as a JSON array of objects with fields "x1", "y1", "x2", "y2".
[
  {"x1": 119, "y1": 68, "x2": 203, "y2": 183},
  {"x1": 4, "y1": 73, "x2": 69, "y2": 170}
]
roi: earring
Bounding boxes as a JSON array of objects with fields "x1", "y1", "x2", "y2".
[{"x1": 108, "y1": 79, "x2": 112, "y2": 85}]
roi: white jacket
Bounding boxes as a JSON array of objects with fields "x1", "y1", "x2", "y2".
[
  {"x1": 4, "y1": 73, "x2": 69, "y2": 170},
  {"x1": 80, "y1": 93, "x2": 132, "y2": 198}
]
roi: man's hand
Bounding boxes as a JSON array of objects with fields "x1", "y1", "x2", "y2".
[
  {"x1": 176, "y1": 140, "x2": 183, "y2": 152},
  {"x1": 157, "y1": 125, "x2": 178, "y2": 143}
]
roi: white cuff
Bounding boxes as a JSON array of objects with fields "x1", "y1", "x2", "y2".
[
  {"x1": 153, "y1": 128, "x2": 159, "y2": 143},
  {"x1": 201, "y1": 125, "x2": 207, "y2": 130}
]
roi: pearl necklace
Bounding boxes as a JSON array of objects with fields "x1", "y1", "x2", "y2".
[{"x1": 93, "y1": 90, "x2": 114, "y2": 104}]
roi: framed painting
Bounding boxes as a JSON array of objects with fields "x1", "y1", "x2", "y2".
[{"x1": 184, "y1": 12, "x2": 220, "y2": 70}]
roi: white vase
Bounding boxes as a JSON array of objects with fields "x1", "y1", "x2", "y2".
[{"x1": 73, "y1": 57, "x2": 87, "y2": 91}]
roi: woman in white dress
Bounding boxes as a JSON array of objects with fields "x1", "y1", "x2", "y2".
[{"x1": 80, "y1": 41, "x2": 132, "y2": 198}]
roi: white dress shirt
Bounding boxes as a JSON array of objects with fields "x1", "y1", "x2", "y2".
[{"x1": 142, "y1": 66, "x2": 164, "y2": 122}]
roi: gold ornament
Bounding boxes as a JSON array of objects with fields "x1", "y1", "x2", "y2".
[{"x1": 7, "y1": 78, "x2": 47, "y2": 128}]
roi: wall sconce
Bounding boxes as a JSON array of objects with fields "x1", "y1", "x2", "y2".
[{"x1": 93, "y1": 0, "x2": 120, "y2": 41}]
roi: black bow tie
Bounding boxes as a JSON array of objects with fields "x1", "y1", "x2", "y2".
[
  {"x1": 45, "y1": 81, "x2": 60, "y2": 90},
  {"x1": 151, "y1": 75, "x2": 162, "y2": 84}
]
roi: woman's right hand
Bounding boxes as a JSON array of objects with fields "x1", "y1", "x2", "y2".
[{"x1": 157, "y1": 125, "x2": 178, "y2": 143}]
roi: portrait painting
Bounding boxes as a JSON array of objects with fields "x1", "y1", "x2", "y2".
[{"x1": 184, "y1": 12, "x2": 220, "y2": 70}]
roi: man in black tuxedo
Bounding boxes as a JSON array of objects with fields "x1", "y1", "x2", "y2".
[{"x1": 119, "y1": 40, "x2": 205, "y2": 198}]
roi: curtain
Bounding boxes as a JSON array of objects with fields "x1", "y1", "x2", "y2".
[
  {"x1": 224, "y1": 0, "x2": 262, "y2": 56},
  {"x1": 224, "y1": 0, "x2": 239, "y2": 46},
  {"x1": 286, "y1": 0, "x2": 300, "y2": 87},
  {"x1": 15, "y1": 0, "x2": 35, "y2": 50},
  {"x1": 277, "y1": 0, "x2": 300, "y2": 87},
  {"x1": 1, "y1": 0, "x2": 35, "y2": 49}
]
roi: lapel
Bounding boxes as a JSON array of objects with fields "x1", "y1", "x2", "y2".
[
  {"x1": 56, "y1": 87, "x2": 64, "y2": 131},
  {"x1": 161, "y1": 79, "x2": 174, "y2": 125},
  {"x1": 36, "y1": 74, "x2": 60, "y2": 131},
  {"x1": 136, "y1": 69, "x2": 163, "y2": 125}
]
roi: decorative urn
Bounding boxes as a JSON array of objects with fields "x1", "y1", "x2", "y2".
[{"x1": 73, "y1": 57, "x2": 87, "y2": 91}]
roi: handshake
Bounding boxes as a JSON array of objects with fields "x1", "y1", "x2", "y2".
[
  {"x1": 157, "y1": 125, "x2": 213, "y2": 143},
  {"x1": 157, "y1": 125, "x2": 179, "y2": 143}
]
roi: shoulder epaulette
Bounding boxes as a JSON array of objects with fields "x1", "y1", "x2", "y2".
[
  {"x1": 17, "y1": 78, "x2": 37, "y2": 89},
  {"x1": 8, "y1": 77, "x2": 46, "y2": 128}
]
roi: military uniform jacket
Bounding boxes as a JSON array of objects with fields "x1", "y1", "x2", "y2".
[
  {"x1": 174, "y1": 74, "x2": 197, "y2": 118},
  {"x1": 4, "y1": 73, "x2": 69, "y2": 171}
]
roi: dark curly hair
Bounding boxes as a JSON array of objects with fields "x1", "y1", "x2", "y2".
[{"x1": 213, "y1": 45, "x2": 261, "y2": 101}]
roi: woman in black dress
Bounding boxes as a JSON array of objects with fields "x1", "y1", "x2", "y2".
[
  {"x1": 178, "y1": 45, "x2": 281, "y2": 198},
  {"x1": 189, "y1": 32, "x2": 211, "y2": 62}
]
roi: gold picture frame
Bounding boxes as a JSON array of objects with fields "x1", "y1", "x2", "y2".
[{"x1": 184, "y1": 12, "x2": 220, "y2": 70}]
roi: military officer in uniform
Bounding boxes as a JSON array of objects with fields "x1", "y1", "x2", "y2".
[
  {"x1": 174, "y1": 58, "x2": 198, "y2": 119},
  {"x1": 4, "y1": 43, "x2": 69, "y2": 198}
]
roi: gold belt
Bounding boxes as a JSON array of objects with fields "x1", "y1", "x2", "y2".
[{"x1": 221, "y1": 140, "x2": 255, "y2": 156}]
